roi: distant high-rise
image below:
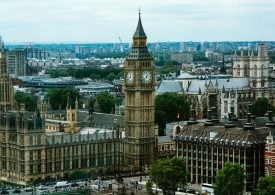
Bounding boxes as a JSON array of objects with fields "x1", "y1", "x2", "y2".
[
  {"x1": 0, "y1": 36, "x2": 4, "y2": 50},
  {"x1": 0, "y1": 37, "x2": 14, "y2": 111},
  {"x1": 6, "y1": 49, "x2": 27, "y2": 76}
]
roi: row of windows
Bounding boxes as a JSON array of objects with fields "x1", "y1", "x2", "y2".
[
  {"x1": 45, "y1": 156, "x2": 114, "y2": 173},
  {"x1": 45, "y1": 143, "x2": 115, "y2": 160}
]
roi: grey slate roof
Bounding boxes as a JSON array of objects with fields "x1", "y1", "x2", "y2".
[
  {"x1": 157, "y1": 80, "x2": 183, "y2": 93},
  {"x1": 176, "y1": 72, "x2": 196, "y2": 79},
  {"x1": 45, "y1": 128, "x2": 114, "y2": 145},
  {"x1": 174, "y1": 122, "x2": 270, "y2": 145},
  {"x1": 91, "y1": 112, "x2": 125, "y2": 128},
  {"x1": 187, "y1": 78, "x2": 249, "y2": 93},
  {"x1": 158, "y1": 136, "x2": 174, "y2": 144}
]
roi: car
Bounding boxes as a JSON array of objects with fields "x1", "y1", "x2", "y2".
[
  {"x1": 24, "y1": 187, "x2": 33, "y2": 192},
  {"x1": 70, "y1": 183, "x2": 80, "y2": 188},
  {"x1": 37, "y1": 186, "x2": 47, "y2": 191},
  {"x1": 186, "y1": 189, "x2": 196, "y2": 194},
  {"x1": 12, "y1": 189, "x2": 21, "y2": 194},
  {"x1": 0, "y1": 190, "x2": 9, "y2": 194}
]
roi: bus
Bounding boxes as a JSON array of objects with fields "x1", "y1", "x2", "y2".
[{"x1": 201, "y1": 183, "x2": 214, "y2": 195}]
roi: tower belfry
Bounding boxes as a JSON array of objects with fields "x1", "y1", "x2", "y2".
[
  {"x1": 0, "y1": 38, "x2": 14, "y2": 112},
  {"x1": 124, "y1": 12, "x2": 156, "y2": 172}
]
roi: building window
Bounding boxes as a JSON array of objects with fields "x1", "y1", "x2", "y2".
[
  {"x1": 29, "y1": 151, "x2": 33, "y2": 161},
  {"x1": 20, "y1": 164, "x2": 25, "y2": 174},
  {"x1": 46, "y1": 163, "x2": 52, "y2": 172},
  {"x1": 30, "y1": 165, "x2": 33, "y2": 174},
  {"x1": 224, "y1": 101, "x2": 228, "y2": 113},
  {"x1": 267, "y1": 146, "x2": 272, "y2": 152},
  {"x1": 29, "y1": 136, "x2": 33, "y2": 145},
  {"x1": 237, "y1": 65, "x2": 240, "y2": 76},
  {"x1": 268, "y1": 157, "x2": 272, "y2": 164},
  {"x1": 254, "y1": 65, "x2": 257, "y2": 77},
  {"x1": 20, "y1": 151, "x2": 24, "y2": 160},
  {"x1": 37, "y1": 164, "x2": 41, "y2": 174}
]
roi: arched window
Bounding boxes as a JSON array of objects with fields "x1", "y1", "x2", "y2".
[
  {"x1": 237, "y1": 65, "x2": 240, "y2": 76},
  {"x1": 254, "y1": 65, "x2": 257, "y2": 77},
  {"x1": 261, "y1": 64, "x2": 264, "y2": 77}
]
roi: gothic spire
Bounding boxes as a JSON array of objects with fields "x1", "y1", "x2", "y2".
[
  {"x1": 251, "y1": 49, "x2": 254, "y2": 57},
  {"x1": 133, "y1": 10, "x2": 147, "y2": 38}
]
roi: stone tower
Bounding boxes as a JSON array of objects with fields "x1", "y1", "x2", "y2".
[
  {"x1": 0, "y1": 37, "x2": 14, "y2": 112},
  {"x1": 233, "y1": 43, "x2": 269, "y2": 98},
  {"x1": 124, "y1": 12, "x2": 156, "y2": 172},
  {"x1": 249, "y1": 43, "x2": 269, "y2": 97},
  {"x1": 66, "y1": 97, "x2": 79, "y2": 133}
]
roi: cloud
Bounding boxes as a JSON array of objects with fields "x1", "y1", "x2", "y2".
[{"x1": 0, "y1": 0, "x2": 274, "y2": 42}]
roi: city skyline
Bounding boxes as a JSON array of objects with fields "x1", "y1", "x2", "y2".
[{"x1": 0, "y1": 0, "x2": 275, "y2": 43}]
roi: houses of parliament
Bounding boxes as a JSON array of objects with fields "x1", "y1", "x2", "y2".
[{"x1": 0, "y1": 14, "x2": 156, "y2": 184}]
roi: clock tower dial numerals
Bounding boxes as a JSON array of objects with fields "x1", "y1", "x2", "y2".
[{"x1": 141, "y1": 71, "x2": 152, "y2": 84}]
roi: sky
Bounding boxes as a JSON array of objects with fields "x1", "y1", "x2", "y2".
[{"x1": 0, "y1": 0, "x2": 274, "y2": 43}]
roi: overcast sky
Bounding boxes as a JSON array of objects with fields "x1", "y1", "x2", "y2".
[{"x1": 0, "y1": 0, "x2": 274, "y2": 43}]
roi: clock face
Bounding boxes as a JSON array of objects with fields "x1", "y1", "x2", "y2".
[
  {"x1": 127, "y1": 71, "x2": 134, "y2": 84},
  {"x1": 141, "y1": 71, "x2": 152, "y2": 84}
]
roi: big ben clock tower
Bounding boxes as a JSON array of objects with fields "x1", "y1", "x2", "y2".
[{"x1": 124, "y1": 12, "x2": 156, "y2": 172}]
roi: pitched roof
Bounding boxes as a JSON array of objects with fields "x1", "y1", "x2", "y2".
[
  {"x1": 174, "y1": 122, "x2": 270, "y2": 145},
  {"x1": 157, "y1": 80, "x2": 183, "y2": 93},
  {"x1": 158, "y1": 136, "x2": 174, "y2": 144},
  {"x1": 133, "y1": 12, "x2": 147, "y2": 38},
  {"x1": 176, "y1": 72, "x2": 196, "y2": 79},
  {"x1": 187, "y1": 78, "x2": 249, "y2": 93}
]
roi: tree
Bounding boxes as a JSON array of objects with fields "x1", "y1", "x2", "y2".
[
  {"x1": 251, "y1": 97, "x2": 271, "y2": 117},
  {"x1": 193, "y1": 51, "x2": 209, "y2": 61},
  {"x1": 214, "y1": 162, "x2": 245, "y2": 195},
  {"x1": 15, "y1": 92, "x2": 37, "y2": 111},
  {"x1": 46, "y1": 88, "x2": 80, "y2": 110},
  {"x1": 256, "y1": 176, "x2": 275, "y2": 195},
  {"x1": 155, "y1": 110, "x2": 166, "y2": 136},
  {"x1": 47, "y1": 67, "x2": 123, "y2": 80},
  {"x1": 69, "y1": 170, "x2": 90, "y2": 180},
  {"x1": 150, "y1": 157, "x2": 187, "y2": 194},
  {"x1": 106, "y1": 72, "x2": 115, "y2": 81},
  {"x1": 95, "y1": 92, "x2": 116, "y2": 114},
  {"x1": 146, "y1": 180, "x2": 153, "y2": 195},
  {"x1": 90, "y1": 73, "x2": 101, "y2": 80},
  {"x1": 155, "y1": 92, "x2": 191, "y2": 135}
]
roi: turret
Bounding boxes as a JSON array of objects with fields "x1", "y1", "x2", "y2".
[
  {"x1": 241, "y1": 49, "x2": 244, "y2": 57},
  {"x1": 187, "y1": 108, "x2": 198, "y2": 125},
  {"x1": 265, "y1": 104, "x2": 275, "y2": 128},
  {"x1": 243, "y1": 104, "x2": 255, "y2": 130},
  {"x1": 204, "y1": 109, "x2": 214, "y2": 126},
  {"x1": 225, "y1": 106, "x2": 236, "y2": 128}
]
